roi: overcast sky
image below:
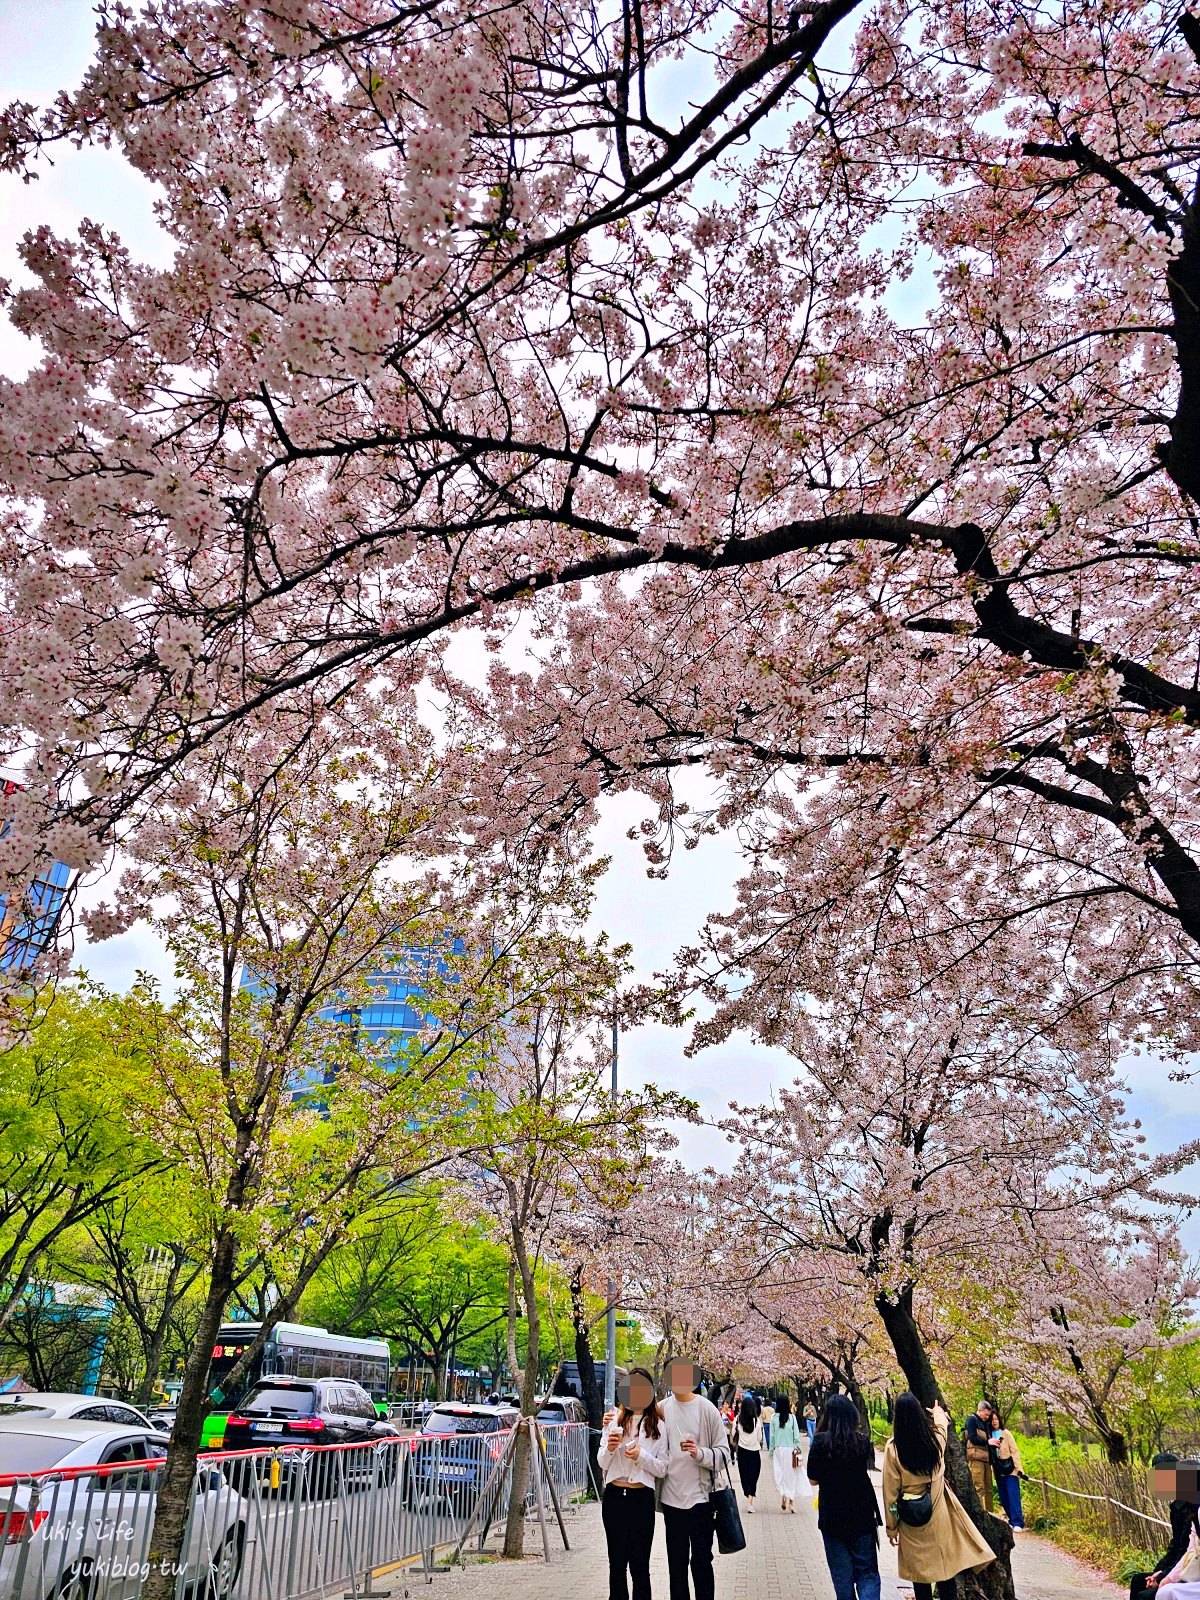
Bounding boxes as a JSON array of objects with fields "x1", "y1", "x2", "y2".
[{"x1": 3, "y1": 1, "x2": 1198, "y2": 1227}]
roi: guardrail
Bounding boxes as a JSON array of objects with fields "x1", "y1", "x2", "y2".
[
  {"x1": 1026, "y1": 1467, "x2": 1171, "y2": 1549},
  {"x1": 0, "y1": 1421, "x2": 591, "y2": 1600}
]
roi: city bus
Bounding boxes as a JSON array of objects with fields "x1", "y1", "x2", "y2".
[{"x1": 200, "y1": 1321, "x2": 391, "y2": 1447}]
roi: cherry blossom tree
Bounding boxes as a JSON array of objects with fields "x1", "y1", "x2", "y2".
[
  {"x1": 1002, "y1": 1216, "x2": 1200, "y2": 1464},
  {"x1": 119, "y1": 697, "x2": 486, "y2": 1600},
  {"x1": 0, "y1": 1, "x2": 1195, "y2": 1071},
  {"x1": 443, "y1": 924, "x2": 681, "y2": 1555},
  {"x1": 720, "y1": 967, "x2": 1200, "y2": 1600}
]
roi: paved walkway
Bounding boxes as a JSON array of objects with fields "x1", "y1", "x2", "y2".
[{"x1": 435, "y1": 1462, "x2": 1124, "y2": 1600}]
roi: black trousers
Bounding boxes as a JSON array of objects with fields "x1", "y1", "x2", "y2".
[
  {"x1": 602, "y1": 1484, "x2": 656, "y2": 1600},
  {"x1": 914, "y1": 1581, "x2": 958, "y2": 1600},
  {"x1": 737, "y1": 1446, "x2": 761, "y2": 1497},
  {"x1": 1129, "y1": 1577, "x2": 1160, "y2": 1600},
  {"x1": 662, "y1": 1500, "x2": 715, "y2": 1600}
]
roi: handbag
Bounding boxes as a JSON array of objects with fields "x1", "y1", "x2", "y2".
[
  {"x1": 792, "y1": 1448, "x2": 801, "y2": 1469},
  {"x1": 897, "y1": 1489, "x2": 934, "y2": 1527},
  {"x1": 710, "y1": 1459, "x2": 747, "y2": 1555}
]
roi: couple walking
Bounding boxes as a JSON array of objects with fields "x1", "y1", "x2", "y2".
[{"x1": 598, "y1": 1359, "x2": 729, "y2": 1600}]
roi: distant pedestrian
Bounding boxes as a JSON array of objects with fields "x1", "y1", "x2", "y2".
[
  {"x1": 807, "y1": 1394, "x2": 883, "y2": 1600},
  {"x1": 734, "y1": 1395, "x2": 764, "y2": 1512},
  {"x1": 770, "y1": 1394, "x2": 804, "y2": 1513},
  {"x1": 762, "y1": 1396, "x2": 776, "y2": 1451},
  {"x1": 804, "y1": 1399, "x2": 818, "y2": 1443},
  {"x1": 883, "y1": 1394, "x2": 994, "y2": 1600},
  {"x1": 962, "y1": 1400, "x2": 994, "y2": 1512},
  {"x1": 598, "y1": 1367, "x2": 668, "y2": 1600},
  {"x1": 986, "y1": 1408, "x2": 1024, "y2": 1530},
  {"x1": 659, "y1": 1357, "x2": 730, "y2": 1600}
]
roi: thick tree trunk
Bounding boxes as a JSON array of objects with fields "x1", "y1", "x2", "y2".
[
  {"x1": 874, "y1": 1289, "x2": 1015, "y2": 1600},
  {"x1": 142, "y1": 1229, "x2": 239, "y2": 1600},
  {"x1": 1102, "y1": 1427, "x2": 1129, "y2": 1465},
  {"x1": 502, "y1": 1235, "x2": 541, "y2": 1558}
]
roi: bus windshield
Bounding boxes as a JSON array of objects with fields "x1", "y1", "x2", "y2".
[{"x1": 208, "y1": 1334, "x2": 260, "y2": 1408}]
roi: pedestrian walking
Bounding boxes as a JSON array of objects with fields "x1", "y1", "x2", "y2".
[
  {"x1": 962, "y1": 1400, "x2": 994, "y2": 1512},
  {"x1": 770, "y1": 1394, "x2": 804, "y2": 1512},
  {"x1": 599, "y1": 1368, "x2": 669, "y2": 1600},
  {"x1": 659, "y1": 1357, "x2": 731, "y2": 1600},
  {"x1": 762, "y1": 1396, "x2": 776, "y2": 1452},
  {"x1": 804, "y1": 1399, "x2": 818, "y2": 1444},
  {"x1": 734, "y1": 1395, "x2": 764, "y2": 1512},
  {"x1": 807, "y1": 1395, "x2": 883, "y2": 1600},
  {"x1": 882, "y1": 1394, "x2": 994, "y2": 1600},
  {"x1": 986, "y1": 1408, "x2": 1024, "y2": 1531},
  {"x1": 1131, "y1": 1457, "x2": 1200, "y2": 1600}
]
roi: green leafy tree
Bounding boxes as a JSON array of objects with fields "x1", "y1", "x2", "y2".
[{"x1": 0, "y1": 985, "x2": 168, "y2": 1329}]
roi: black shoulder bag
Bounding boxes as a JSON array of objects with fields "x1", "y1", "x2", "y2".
[{"x1": 710, "y1": 1456, "x2": 747, "y2": 1554}]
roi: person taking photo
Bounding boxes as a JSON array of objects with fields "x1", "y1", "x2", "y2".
[{"x1": 882, "y1": 1393, "x2": 995, "y2": 1600}]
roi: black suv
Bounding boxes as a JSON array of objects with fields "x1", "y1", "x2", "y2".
[{"x1": 222, "y1": 1377, "x2": 399, "y2": 1493}]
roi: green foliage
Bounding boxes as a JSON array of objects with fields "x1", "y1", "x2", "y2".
[{"x1": 0, "y1": 982, "x2": 170, "y2": 1332}]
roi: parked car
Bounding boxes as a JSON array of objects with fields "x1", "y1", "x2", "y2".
[
  {"x1": 145, "y1": 1407, "x2": 177, "y2": 1437},
  {"x1": 535, "y1": 1396, "x2": 587, "y2": 1426},
  {"x1": 220, "y1": 1377, "x2": 399, "y2": 1494},
  {"x1": 405, "y1": 1403, "x2": 519, "y2": 1510},
  {"x1": 0, "y1": 1417, "x2": 245, "y2": 1600},
  {"x1": 0, "y1": 1394, "x2": 156, "y2": 1431}
]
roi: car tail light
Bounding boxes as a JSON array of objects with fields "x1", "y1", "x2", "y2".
[
  {"x1": 225, "y1": 1415, "x2": 249, "y2": 1427},
  {"x1": 285, "y1": 1417, "x2": 325, "y2": 1432},
  {"x1": 1, "y1": 1510, "x2": 48, "y2": 1544}
]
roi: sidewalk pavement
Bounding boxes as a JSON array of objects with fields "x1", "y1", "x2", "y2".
[{"x1": 437, "y1": 1458, "x2": 1125, "y2": 1600}]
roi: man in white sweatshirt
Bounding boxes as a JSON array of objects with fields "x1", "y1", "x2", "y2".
[{"x1": 659, "y1": 1359, "x2": 730, "y2": 1600}]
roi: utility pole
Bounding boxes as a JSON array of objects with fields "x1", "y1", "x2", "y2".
[{"x1": 604, "y1": 1006, "x2": 618, "y2": 1411}]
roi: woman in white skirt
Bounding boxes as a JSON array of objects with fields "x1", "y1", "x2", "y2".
[{"x1": 770, "y1": 1394, "x2": 804, "y2": 1512}]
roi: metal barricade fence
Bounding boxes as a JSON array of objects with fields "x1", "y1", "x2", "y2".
[
  {"x1": 0, "y1": 1423, "x2": 591, "y2": 1600},
  {"x1": 384, "y1": 1404, "x2": 426, "y2": 1432}
]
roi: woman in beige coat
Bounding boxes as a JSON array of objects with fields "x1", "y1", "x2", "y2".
[{"x1": 882, "y1": 1394, "x2": 995, "y2": 1600}]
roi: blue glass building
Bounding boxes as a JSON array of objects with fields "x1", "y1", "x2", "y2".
[
  {"x1": 240, "y1": 939, "x2": 463, "y2": 1092},
  {"x1": 0, "y1": 782, "x2": 72, "y2": 972}
]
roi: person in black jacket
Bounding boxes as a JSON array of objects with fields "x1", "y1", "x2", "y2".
[
  {"x1": 1131, "y1": 1457, "x2": 1200, "y2": 1600},
  {"x1": 807, "y1": 1395, "x2": 883, "y2": 1600}
]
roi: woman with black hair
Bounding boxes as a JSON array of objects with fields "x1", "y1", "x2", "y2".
[
  {"x1": 770, "y1": 1393, "x2": 804, "y2": 1512},
  {"x1": 806, "y1": 1395, "x2": 882, "y2": 1600},
  {"x1": 882, "y1": 1393, "x2": 994, "y2": 1600},
  {"x1": 599, "y1": 1367, "x2": 669, "y2": 1600},
  {"x1": 734, "y1": 1393, "x2": 764, "y2": 1511}
]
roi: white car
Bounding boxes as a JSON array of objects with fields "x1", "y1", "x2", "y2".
[
  {"x1": 0, "y1": 1394, "x2": 159, "y2": 1431},
  {"x1": 0, "y1": 1418, "x2": 246, "y2": 1600}
]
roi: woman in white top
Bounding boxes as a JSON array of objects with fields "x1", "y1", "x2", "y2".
[
  {"x1": 1159, "y1": 1522, "x2": 1200, "y2": 1600},
  {"x1": 735, "y1": 1394, "x2": 765, "y2": 1510},
  {"x1": 599, "y1": 1367, "x2": 669, "y2": 1600},
  {"x1": 771, "y1": 1394, "x2": 804, "y2": 1512}
]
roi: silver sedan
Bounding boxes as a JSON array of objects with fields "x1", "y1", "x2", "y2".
[{"x1": 0, "y1": 1418, "x2": 245, "y2": 1600}]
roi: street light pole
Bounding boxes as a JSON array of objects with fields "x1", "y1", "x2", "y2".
[{"x1": 604, "y1": 1006, "x2": 618, "y2": 1411}]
